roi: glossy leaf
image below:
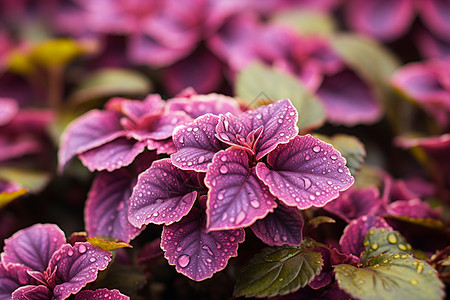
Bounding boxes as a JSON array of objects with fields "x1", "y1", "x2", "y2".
[
  {"x1": 86, "y1": 237, "x2": 132, "y2": 251},
  {"x1": 307, "y1": 216, "x2": 336, "y2": 229},
  {"x1": 85, "y1": 170, "x2": 143, "y2": 243},
  {"x1": 1, "y1": 224, "x2": 66, "y2": 273},
  {"x1": 339, "y1": 216, "x2": 393, "y2": 257},
  {"x1": 128, "y1": 159, "x2": 198, "y2": 227},
  {"x1": 233, "y1": 241, "x2": 324, "y2": 298},
  {"x1": 75, "y1": 288, "x2": 130, "y2": 300},
  {"x1": 171, "y1": 114, "x2": 226, "y2": 172},
  {"x1": 204, "y1": 148, "x2": 277, "y2": 231},
  {"x1": 79, "y1": 138, "x2": 148, "y2": 172},
  {"x1": 161, "y1": 207, "x2": 245, "y2": 281},
  {"x1": 11, "y1": 285, "x2": 52, "y2": 300},
  {"x1": 0, "y1": 263, "x2": 33, "y2": 300},
  {"x1": 58, "y1": 110, "x2": 125, "y2": 172},
  {"x1": 335, "y1": 253, "x2": 445, "y2": 300},
  {"x1": 215, "y1": 99, "x2": 299, "y2": 160},
  {"x1": 250, "y1": 202, "x2": 304, "y2": 246},
  {"x1": 360, "y1": 228, "x2": 412, "y2": 262},
  {"x1": 48, "y1": 242, "x2": 111, "y2": 299},
  {"x1": 256, "y1": 135, "x2": 354, "y2": 209},
  {"x1": 68, "y1": 68, "x2": 151, "y2": 106},
  {"x1": 235, "y1": 62, "x2": 326, "y2": 132}
]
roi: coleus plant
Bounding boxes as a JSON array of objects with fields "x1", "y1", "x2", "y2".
[{"x1": 128, "y1": 98, "x2": 354, "y2": 280}]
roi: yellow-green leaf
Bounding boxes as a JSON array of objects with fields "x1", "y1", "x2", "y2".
[
  {"x1": 86, "y1": 236, "x2": 132, "y2": 251},
  {"x1": 271, "y1": 9, "x2": 336, "y2": 36},
  {"x1": 0, "y1": 188, "x2": 28, "y2": 210},
  {"x1": 0, "y1": 168, "x2": 50, "y2": 193}
]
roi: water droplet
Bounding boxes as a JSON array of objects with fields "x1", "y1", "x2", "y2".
[
  {"x1": 371, "y1": 243, "x2": 379, "y2": 250},
  {"x1": 250, "y1": 200, "x2": 260, "y2": 208},
  {"x1": 277, "y1": 119, "x2": 283, "y2": 124},
  {"x1": 229, "y1": 236, "x2": 235, "y2": 242},
  {"x1": 219, "y1": 165, "x2": 229, "y2": 174},
  {"x1": 178, "y1": 254, "x2": 190, "y2": 268},
  {"x1": 202, "y1": 245, "x2": 214, "y2": 256},
  {"x1": 79, "y1": 244, "x2": 87, "y2": 254},
  {"x1": 303, "y1": 178, "x2": 312, "y2": 189},
  {"x1": 410, "y1": 279, "x2": 418, "y2": 285},
  {"x1": 305, "y1": 155, "x2": 310, "y2": 161},
  {"x1": 235, "y1": 211, "x2": 246, "y2": 225},
  {"x1": 256, "y1": 113, "x2": 262, "y2": 119},
  {"x1": 393, "y1": 254, "x2": 400, "y2": 259},
  {"x1": 338, "y1": 168, "x2": 343, "y2": 173},
  {"x1": 193, "y1": 127, "x2": 199, "y2": 132},
  {"x1": 330, "y1": 155, "x2": 337, "y2": 160},
  {"x1": 220, "y1": 155, "x2": 227, "y2": 162},
  {"x1": 153, "y1": 212, "x2": 159, "y2": 217},
  {"x1": 198, "y1": 156, "x2": 205, "y2": 164},
  {"x1": 218, "y1": 192, "x2": 225, "y2": 200},
  {"x1": 177, "y1": 246, "x2": 182, "y2": 252},
  {"x1": 398, "y1": 244, "x2": 407, "y2": 251},
  {"x1": 89, "y1": 257, "x2": 96, "y2": 263},
  {"x1": 67, "y1": 249, "x2": 74, "y2": 257},
  {"x1": 224, "y1": 120, "x2": 229, "y2": 131},
  {"x1": 216, "y1": 242, "x2": 222, "y2": 249},
  {"x1": 205, "y1": 258, "x2": 212, "y2": 264},
  {"x1": 416, "y1": 264, "x2": 424, "y2": 274},
  {"x1": 312, "y1": 146, "x2": 321, "y2": 153},
  {"x1": 309, "y1": 195, "x2": 316, "y2": 200},
  {"x1": 387, "y1": 233, "x2": 398, "y2": 244},
  {"x1": 219, "y1": 132, "x2": 230, "y2": 141}
]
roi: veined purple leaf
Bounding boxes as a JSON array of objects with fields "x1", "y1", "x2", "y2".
[
  {"x1": 171, "y1": 114, "x2": 227, "y2": 172},
  {"x1": 148, "y1": 138, "x2": 177, "y2": 155},
  {"x1": 58, "y1": 110, "x2": 125, "y2": 172},
  {"x1": 0, "y1": 98, "x2": 18, "y2": 127},
  {"x1": 106, "y1": 94, "x2": 165, "y2": 124},
  {"x1": 250, "y1": 202, "x2": 303, "y2": 246},
  {"x1": 161, "y1": 207, "x2": 245, "y2": 281},
  {"x1": 130, "y1": 111, "x2": 192, "y2": 141},
  {"x1": 11, "y1": 285, "x2": 52, "y2": 300},
  {"x1": 129, "y1": 159, "x2": 199, "y2": 228},
  {"x1": 79, "y1": 138, "x2": 148, "y2": 172},
  {"x1": 75, "y1": 288, "x2": 130, "y2": 300},
  {"x1": 1, "y1": 224, "x2": 66, "y2": 273},
  {"x1": 0, "y1": 263, "x2": 35, "y2": 300},
  {"x1": 216, "y1": 99, "x2": 299, "y2": 160},
  {"x1": 167, "y1": 92, "x2": 242, "y2": 119},
  {"x1": 205, "y1": 148, "x2": 277, "y2": 231},
  {"x1": 387, "y1": 198, "x2": 442, "y2": 219},
  {"x1": 339, "y1": 215, "x2": 393, "y2": 257},
  {"x1": 48, "y1": 242, "x2": 111, "y2": 300},
  {"x1": 256, "y1": 135, "x2": 354, "y2": 209},
  {"x1": 85, "y1": 169, "x2": 144, "y2": 243}
]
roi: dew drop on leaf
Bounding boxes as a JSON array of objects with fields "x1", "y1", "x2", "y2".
[
  {"x1": 79, "y1": 244, "x2": 87, "y2": 254},
  {"x1": 198, "y1": 156, "x2": 205, "y2": 164},
  {"x1": 312, "y1": 146, "x2": 321, "y2": 153},
  {"x1": 219, "y1": 165, "x2": 229, "y2": 174},
  {"x1": 387, "y1": 233, "x2": 398, "y2": 244},
  {"x1": 178, "y1": 254, "x2": 191, "y2": 268},
  {"x1": 202, "y1": 245, "x2": 214, "y2": 256},
  {"x1": 250, "y1": 200, "x2": 260, "y2": 208},
  {"x1": 235, "y1": 211, "x2": 246, "y2": 225},
  {"x1": 219, "y1": 132, "x2": 230, "y2": 141},
  {"x1": 303, "y1": 178, "x2": 312, "y2": 189},
  {"x1": 67, "y1": 249, "x2": 73, "y2": 257}
]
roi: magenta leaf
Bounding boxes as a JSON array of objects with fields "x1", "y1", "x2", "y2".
[
  {"x1": 11, "y1": 285, "x2": 52, "y2": 300},
  {"x1": 85, "y1": 169, "x2": 144, "y2": 243},
  {"x1": 130, "y1": 111, "x2": 192, "y2": 141},
  {"x1": 1, "y1": 224, "x2": 66, "y2": 273},
  {"x1": 256, "y1": 135, "x2": 354, "y2": 209},
  {"x1": 58, "y1": 110, "x2": 125, "y2": 172},
  {"x1": 205, "y1": 148, "x2": 277, "y2": 231},
  {"x1": 128, "y1": 159, "x2": 199, "y2": 228},
  {"x1": 387, "y1": 198, "x2": 442, "y2": 219},
  {"x1": 171, "y1": 114, "x2": 227, "y2": 172},
  {"x1": 161, "y1": 207, "x2": 245, "y2": 281},
  {"x1": 250, "y1": 202, "x2": 304, "y2": 246},
  {"x1": 79, "y1": 138, "x2": 148, "y2": 172},
  {"x1": 215, "y1": 99, "x2": 299, "y2": 160},
  {"x1": 339, "y1": 215, "x2": 393, "y2": 257},
  {"x1": 0, "y1": 263, "x2": 35, "y2": 300},
  {"x1": 106, "y1": 94, "x2": 165, "y2": 124},
  {"x1": 75, "y1": 288, "x2": 130, "y2": 300},
  {"x1": 48, "y1": 242, "x2": 111, "y2": 299}
]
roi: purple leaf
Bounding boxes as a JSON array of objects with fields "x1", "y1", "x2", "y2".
[
  {"x1": 387, "y1": 198, "x2": 442, "y2": 219},
  {"x1": 129, "y1": 159, "x2": 199, "y2": 228},
  {"x1": 256, "y1": 135, "x2": 354, "y2": 209},
  {"x1": 420, "y1": 0, "x2": 450, "y2": 42},
  {"x1": 58, "y1": 110, "x2": 125, "y2": 172},
  {"x1": 250, "y1": 202, "x2": 304, "y2": 246},
  {"x1": 130, "y1": 111, "x2": 192, "y2": 141},
  {"x1": 75, "y1": 288, "x2": 130, "y2": 300},
  {"x1": 339, "y1": 215, "x2": 393, "y2": 257},
  {"x1": 11, "y1": 285, "x2": 52, "y2": 300},
  {"x1": 148, "y1": 138, "x2": 177, "y2": 155},
  {"x1": 323, "y1": 186, "x2": 382, "y2": 222},
  {"x1": 48, "y1": 242, "x2": 111, "y2": 299},
  {"x1": 85, "y1": 169, "x2": 144, "y2": 243},
  {"x1": 171, "y1": 114, "x2": 227, "y2": 172},
  {"x1": 1, "y1": 224, "x2": 66, "y2": 273},
  {"x1": 204, "y1": 148, "x2": 277, "y2": 231},
  {"x1": 0, "y1": 98, "x2": 18, "y2": 127},
  {"x1": 79, "y1": 138, "x2": 148, "y2": 172},
  {"x1": 215, "y1": 99, "x2": 299, "y2": 160},
  {"x1": 0, "y1": 263, "x2": 35, "y2": 300},
  {"x1": 161, "y1": 207, "x2": 245, "y2": 281},
  {"x1": 106, "y1": 94, "x2": 165, "y2": 125}
]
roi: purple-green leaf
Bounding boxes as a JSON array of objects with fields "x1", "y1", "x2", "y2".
[
  {"x1": 161, "y1": 207, "x2": 245, "y2": 281},
  {"x1": 256, "y1": 135, "x2": 354, "y2": 209},
  {"x1": 205, "y1": 148, "x2": 277, "y2": 231}
]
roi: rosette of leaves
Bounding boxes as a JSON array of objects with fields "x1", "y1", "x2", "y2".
[{"x1": 128, "y1": 98, "x2": 354, "y2": 281}]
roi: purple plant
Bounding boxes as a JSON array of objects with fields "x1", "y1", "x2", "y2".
[
  {"x1": 0, "y1": 224, "x2": 128, "y2": 299},
  {"x1": 128, "y1": 98, "x2": 354, "y2": 280}
]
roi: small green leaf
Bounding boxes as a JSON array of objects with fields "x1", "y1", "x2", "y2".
[
  {"x1": 361, "y1": 228, "x2": 412, "y2": 262},
  {"x1": 0, "y1": 168, "x2": 50, "y2": 193},
  {"x1": 335, "y1": 253, "x2": 445, "y2": 300},
  {"x1": 235, "y1": 62, "x2": 325, "y2": 132},
  {"x1": 233, "y1": 241, "x2": 324, "y2": 298},
  {"x1": 86, "y1": 236, "x2": 132, "y2": 251},
  {"x1": 0, "y1": 188, "x2": 28, "y2": 210},
  {"x1": 68, "y1": 68, "x2": 152, "y2": 106},
  {"x1": 270, "y1": 9, "x2": 336, "y2": 36},
  {"x1": 308, "y1": 216, "x2": 336, "y2": 229},
  {"x1": 313, "y1": 134, "x2": 366, "y2": 175}
]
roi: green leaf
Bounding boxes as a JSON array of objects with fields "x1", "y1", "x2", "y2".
[
  {"x1": 0, "y1": 188, "x2": 28, "y2": 210},
  {"x1": 235, "y1": 62, "x2": 325, "y2": 133},
  {"x1": 86, "y1": 236, "x2": 132, "y2": 251},
  {"x1": 308, "y1": 216, "x2": 336, "y2": 229},
  {"x1": 361, "y1": 228, "x2": 412, "y2": 262},
  {"x1": 270, "y1": 9, "x2": 336, "y2": 36},
  {"x1": 68, "y1": 68, "x2": 152, "y2": 106},
  {"x1": 335, "y1": 253, "x2": 445, "y2": 300},
  {"x1": 313, "y1": 134, "x2": 366, "y2": 175},
  {"x1": 233, "y1": 241, "x2": 324, "y2": 298},
  {"x1": 0, "y1": 168, "x2": 50, "y2": 193}
]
